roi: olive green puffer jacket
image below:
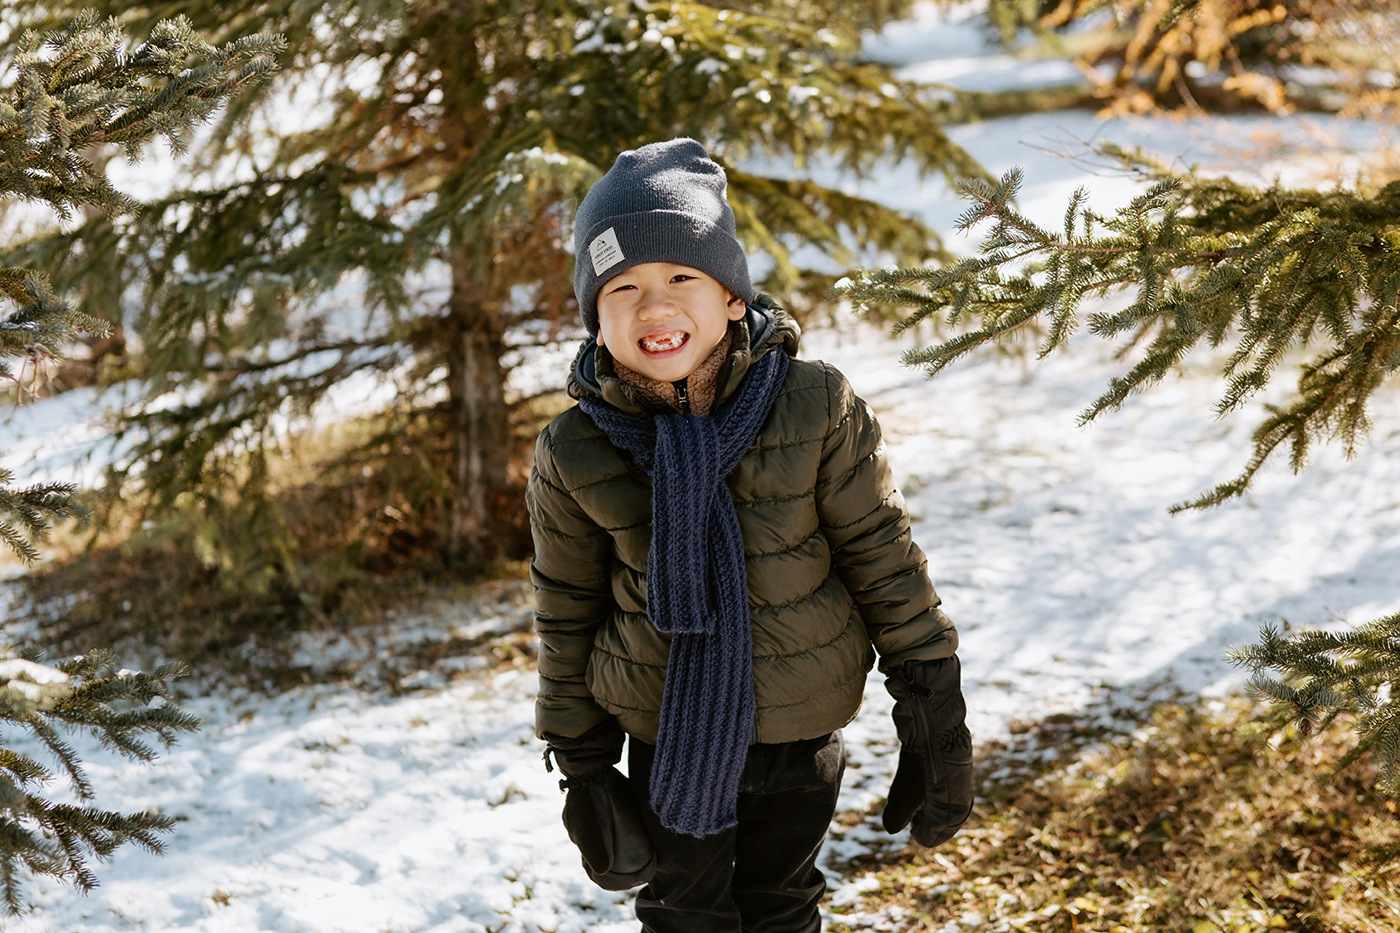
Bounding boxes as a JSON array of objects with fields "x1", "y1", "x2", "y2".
[{"x1": 528, "y1": 300, "x2": 957, "y2": 745}]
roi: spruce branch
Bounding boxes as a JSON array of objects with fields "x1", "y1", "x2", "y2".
[
  {"x1": 1229, "y1": 612, "x2": 1400, "y2": 793},
  {"x1": 0, "y1": 649, "x2": 196, "y2": 909},
  {"x1": 0, "y1": 9, "x2": 277, "y2": 559},
  {"x1": 0, "y1": 11, "x2": 280, "y2": 911},
  {"x1": 0, "y1": 13, "x2": 283, "y2": 216},
  {"x1": 0, "y1": 469, "x2": 88, "y2": 565},
  {"x1": 839, "y1": 159, "x2": 1400, "y2": 510}
]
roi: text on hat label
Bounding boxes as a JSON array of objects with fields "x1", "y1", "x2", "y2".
[{"x1": 589, "y1": 227, "x2": 625, "y2": 277}]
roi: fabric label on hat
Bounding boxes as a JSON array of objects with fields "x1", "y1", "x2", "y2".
[{"x1": 589, "y1": 227, "x2": 625, "y2": 276}]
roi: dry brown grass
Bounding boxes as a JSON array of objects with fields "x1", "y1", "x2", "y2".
[{"x1": 829, "y1": 696, "x2": 1400, "y2": 932}]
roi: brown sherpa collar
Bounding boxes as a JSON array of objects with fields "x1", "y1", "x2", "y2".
[{"x1": 612, "y1": 330, "x2": 733, "y2": 416}]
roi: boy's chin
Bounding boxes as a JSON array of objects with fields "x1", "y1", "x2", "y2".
[
  {"x1": 629, "y1": 361, "x2": 693, "y2": 383},
  {"x1": 616, "y1": 347, "x2": 698, "y2": 382}
]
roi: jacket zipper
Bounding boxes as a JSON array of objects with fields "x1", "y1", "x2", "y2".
[{"x1": 673, "y1": 380, "x2": 690, "y2": 414}]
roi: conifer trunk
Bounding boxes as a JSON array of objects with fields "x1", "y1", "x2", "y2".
[{"x1": 444, "y1": 245, "x2": 510, "y2": 570}]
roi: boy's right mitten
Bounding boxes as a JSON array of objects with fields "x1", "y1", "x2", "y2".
[
  {"x1": 883, "y1": 656, "x2": 973, "y2": 847},
  {"x1": 543, "y1": 719, "x2": 656, "y2": 890}
]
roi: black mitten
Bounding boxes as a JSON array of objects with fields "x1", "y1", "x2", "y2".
[
  {"x1": 883, "y1": 656, "x2": 974, "y2": 847},
  {"x1": 544, "y1": 719, "x2": 656, "y2": 890}
]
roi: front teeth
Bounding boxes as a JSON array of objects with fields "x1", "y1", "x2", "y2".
[{"x1": 640, "y1": 332, "x2": 687, "y2": 352}]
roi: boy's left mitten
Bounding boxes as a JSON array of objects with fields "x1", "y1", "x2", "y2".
[
  {"x1": 544, "y1": 719, "x2": 656, "y2": 890},
  {"x1": 883, "y1": 656, "x2": 974, "y2": 847}
]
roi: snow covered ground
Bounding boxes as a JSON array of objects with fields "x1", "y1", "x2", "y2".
[
  {"x1": 4, "y1": 4, "x2": 1399, "y2": 932},
  {"x1": 8, "y1": 322, "x2": 1399, "y2": 933}
]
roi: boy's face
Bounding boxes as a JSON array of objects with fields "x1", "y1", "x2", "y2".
[{"x1": 595, "y1": 262, "x2": 746, "y2": 384}]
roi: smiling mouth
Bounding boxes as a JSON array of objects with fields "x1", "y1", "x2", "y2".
[{"x1": 639, "y1": 332, "x2": 689, "y2": 353}]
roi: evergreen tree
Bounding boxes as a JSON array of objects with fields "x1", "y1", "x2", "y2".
[
  {"x1": 0, "y1": 14, "x2": 277, "y2": 908},
  {"x1": 2, "y1": 0, "x2": 985, "y2": 592},
  {"x1": 840, "y1": 1, "x2": 1400, "y2": 809}
]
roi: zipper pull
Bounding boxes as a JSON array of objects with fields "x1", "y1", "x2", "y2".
[{"x1": 673, "y1": 380, "x2": 690, "y2": 414}]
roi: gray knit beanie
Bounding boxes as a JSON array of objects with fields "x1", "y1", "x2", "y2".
[{"x1": 573, "y1": 138, "x2": 753, "y2": 335}]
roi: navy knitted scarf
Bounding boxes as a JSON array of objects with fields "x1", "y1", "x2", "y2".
[{"x1": 578, "y1": 345, "x2": 789, "y2": 838}]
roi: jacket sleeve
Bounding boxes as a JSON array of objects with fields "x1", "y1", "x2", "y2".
[
  {"x1": 527, "y1": 420, "x2": 616, "y2": 741},
  {"x1": 814, "y1": 363, "x2": 958, "y2": 673}
]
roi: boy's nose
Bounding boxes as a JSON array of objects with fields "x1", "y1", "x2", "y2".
[{"x1": 636, "y1": 291, "x2": 677, "y2": 320}]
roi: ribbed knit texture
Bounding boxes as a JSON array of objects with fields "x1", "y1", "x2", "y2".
[{"x1": 577, "y1": 347, "x2": 789, "y2": 837}]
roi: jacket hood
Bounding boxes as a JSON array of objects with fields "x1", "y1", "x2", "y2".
[{"x1": 567, "y1": 295, "x2": 801, "y2": 416}]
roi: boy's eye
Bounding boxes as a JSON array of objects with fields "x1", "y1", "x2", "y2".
[
  {"x1": 608, "y1": 283, "x2": 636, "y2": 294},
  {"x1": 671, "y1": 274, "x2": 694, "y2": 283}
]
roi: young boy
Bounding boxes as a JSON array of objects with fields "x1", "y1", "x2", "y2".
[{"x1": 528, "y1": 137, "x2": 971, "y2": 933}]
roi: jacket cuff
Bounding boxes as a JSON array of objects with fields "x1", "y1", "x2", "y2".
[{"x1": 543, "y1": 718, "x2": 626, "y2": 777}]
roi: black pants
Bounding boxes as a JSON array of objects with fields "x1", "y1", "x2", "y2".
[{"x1": 626, "y1": 731, "x2": 846, "y2": 933}]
